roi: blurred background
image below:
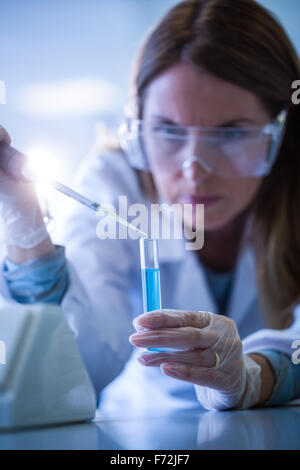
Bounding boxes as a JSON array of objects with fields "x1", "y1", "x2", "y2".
[{"x1": 0, "y1": 0, "x2": 300, "y2": 242}]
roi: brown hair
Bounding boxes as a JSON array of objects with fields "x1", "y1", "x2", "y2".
[{"x1": 130, "y1": 0, "x2": 300, "y2": 328}]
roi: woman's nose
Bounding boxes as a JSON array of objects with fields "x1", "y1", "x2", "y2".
[
  {"x1": 181, "y1": 135, "x2": 213, "y2": 180},
  {"x1": 181, "y1": 157, "x2": 213, "y2": 182}
]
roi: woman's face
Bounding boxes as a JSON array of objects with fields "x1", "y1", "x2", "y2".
[{"x1": 143, "y1": 62, "x2": 271, "y2": 232}]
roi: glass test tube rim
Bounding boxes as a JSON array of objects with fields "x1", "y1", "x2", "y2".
[{"x1": 139, "y1": 237, "x2": 160, "y2": 270}]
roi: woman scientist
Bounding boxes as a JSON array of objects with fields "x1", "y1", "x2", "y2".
[{"x1": 0, "y1": 0, "x2": 300, "y2": 412}]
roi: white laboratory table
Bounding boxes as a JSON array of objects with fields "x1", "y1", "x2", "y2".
[{"x1": 0, "y1": 405, "x2": 300, "y2": 450}]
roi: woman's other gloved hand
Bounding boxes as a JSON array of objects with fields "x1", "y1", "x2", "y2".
[
  {"x1": 0, "y1": 126, "x2": 48, "y2": 248},
  {"x1": 130, "y1": 309, "x2": 262, "y2": 410}
]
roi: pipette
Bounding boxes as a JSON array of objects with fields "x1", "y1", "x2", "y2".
[
  {"x1": 0, "y1": 141, "x2": 148, "y2": 237},
  {"x1": 50, "y1": 179, "x2": 148, "y2": 236}
]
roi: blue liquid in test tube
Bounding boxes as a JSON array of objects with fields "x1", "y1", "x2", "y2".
[
  {"x1": 140, "y1": 238, "x2": 173, "y2": 353},
  {"x1": 141, "y1": 268, "x2": 162, "y2": 313}
]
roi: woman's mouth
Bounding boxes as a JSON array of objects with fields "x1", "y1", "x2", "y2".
[{"x1": 179, "y1": 195, "x2": 223, "y2": 207}]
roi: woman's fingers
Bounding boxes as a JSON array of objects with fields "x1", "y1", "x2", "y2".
[
  {"x1": 129, "y1": 326, "x2": 216, "y2": 349},
  {"x1": 133, "y1": 309, "x2": 211, "y2": 330},
  {"x1": 0, "y1": 126, "x2": 12, "y2": 145},
  {"x1": 160, "y1": 362, "x2": 226, "y2": 387},
  {"x1": 137, "y1": 349, "x2": 217, "y2": 368}
]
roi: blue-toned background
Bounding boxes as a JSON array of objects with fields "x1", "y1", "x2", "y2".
[
  {"x1": 1, "y1": 0, "x2": 178, "y2": 185},
  {"x1": 1, "y1": 0, "x2": 299, "y2": 183},
  {"x1": 0, "y1": 0, "x2": 298, "y2": 257}
]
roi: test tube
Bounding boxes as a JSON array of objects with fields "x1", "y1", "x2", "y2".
[
  {"x1": 140, "y1": 238, "x2": 175, "y2": 353},
  {"x1": 140, "y1": 238, "x2": 162, "y2": 314}
]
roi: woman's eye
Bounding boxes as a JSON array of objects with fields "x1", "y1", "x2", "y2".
[
  {"x1": 152, "y1": 125, "x2": 187, "y2": 137},
  {"x1": 218, "y1": 128, "x2": 251, "y2": 141}
]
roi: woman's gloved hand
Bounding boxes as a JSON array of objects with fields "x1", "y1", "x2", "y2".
[
  {"x1": 130, "y1": 309, "x2": 262, "y2": 410},
  {"x1": 0, "y1": 126, "x2": 48, "y2": 248}
]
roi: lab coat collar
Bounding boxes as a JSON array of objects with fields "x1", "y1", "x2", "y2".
[
  {"x1": 157, "y1": 237, "x2": 185, "y2": 263},
  {"x1": 154, "y1": 200, "x2": 195, "y2": 263},
  {"x1": 158, "y1": 226, "x2": 257, "y2": 322},
  {"x1": 173, "y1": 247, "x2": 218, "y2": 313},
  {"x1": 226, "y1": 242, "x2": 257, "y2": 324}
]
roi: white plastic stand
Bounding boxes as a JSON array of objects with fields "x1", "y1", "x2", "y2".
[{"x1": 0, "y1": 303, "x2": 96, "y2": 429}]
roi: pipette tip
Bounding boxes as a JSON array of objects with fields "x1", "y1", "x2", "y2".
[{"x1": 96, "y1": 206, "x2": 148, "y2": 238}]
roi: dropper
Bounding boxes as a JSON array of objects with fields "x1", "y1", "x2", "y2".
[
  {"x1": 0, "y1": 141, "x2": 148, "y2": 238},
  {"x1": 50, "y1": 179, "x2": 148, "y2": 237}
]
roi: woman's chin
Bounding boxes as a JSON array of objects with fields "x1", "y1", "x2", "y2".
[{"x1": 183, "y1": 214, "x2": 231, "y2": 233}]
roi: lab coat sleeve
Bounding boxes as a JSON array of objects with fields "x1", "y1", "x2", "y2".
[
  {"x1": 58, "y1": 150, "x2": 144, "y2": 396},
  {"x1": 0, "y1": 235, "x2": 138, "y2": 397},
  {"x1": 61, "y1": 256, "x2": 137, "y2": 397},
  {"x1": 2, "y1": 245, "x2": 69, "y2": 304},
  {"x1": 242, "y1": 305, "x2": 300, "y2": 358}
]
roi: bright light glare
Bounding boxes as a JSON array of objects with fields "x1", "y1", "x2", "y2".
[
  {"x1": 25, "y1": 146, "x2": 63, "y2": 199},
  {"x1": 26, "y1": 146, "x2": 61, "y2": 180}
]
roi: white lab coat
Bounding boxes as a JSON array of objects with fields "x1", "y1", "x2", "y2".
[{"x1": 1, "y1": 149, "x2": 300, "y2": 415}]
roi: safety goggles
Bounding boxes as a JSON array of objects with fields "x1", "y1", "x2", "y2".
[{"x1": 118, "y1": 109, "x2": 287, "y2": 178}]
